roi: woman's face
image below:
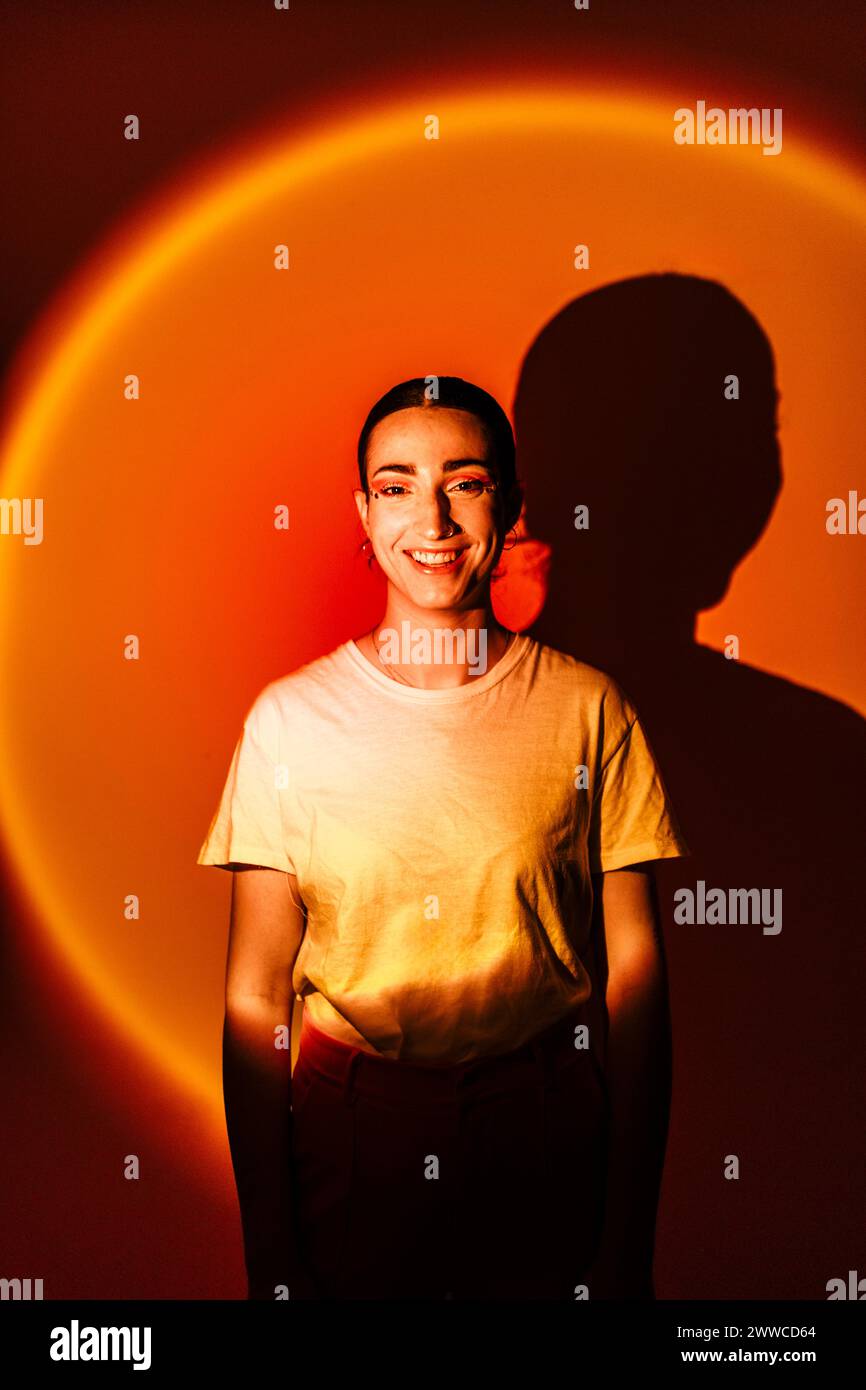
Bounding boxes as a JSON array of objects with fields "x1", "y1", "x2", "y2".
[{"x1": 355, "y1": 406, "x2": 517, "y2": 610}]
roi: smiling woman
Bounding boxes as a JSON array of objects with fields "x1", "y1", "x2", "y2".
[
  {"x1": 351, "y1": 378, "x2": 521, "y2": 689},
  {"x1": 197, "y1": 374, "x2": 691, "y2": 1301}
]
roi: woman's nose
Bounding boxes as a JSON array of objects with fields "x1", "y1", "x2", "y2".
[{"x1": 415, "y1": 490, "x2": 458, "y2": 537}]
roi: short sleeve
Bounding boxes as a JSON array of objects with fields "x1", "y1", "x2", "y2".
[
  {"x1": 588, "y1": 689, "x2": 690, "y2": 874},
  {"x1": 196, "y1": 688, "x2": 296, "y2": 874}
]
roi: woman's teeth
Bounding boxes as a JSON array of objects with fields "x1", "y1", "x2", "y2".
[{"x1": 408, "y1": 549, "x2": 462, "y2": 565}]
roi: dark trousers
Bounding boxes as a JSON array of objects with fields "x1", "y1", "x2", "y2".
[{"x1": 289, "y1": 1006, "x2": 610, "y2": 1300}]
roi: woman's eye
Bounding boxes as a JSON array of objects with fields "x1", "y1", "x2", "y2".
[
  {"x1": 450, "y1": 479, "x2": 490, "y2": 494},
  {"x1": 375, "y1": 478, "x2": 496, "y2": 499}
]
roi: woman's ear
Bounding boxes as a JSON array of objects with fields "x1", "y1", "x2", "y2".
[{"x1": 352, "y1": 487, "x2": 369, "y2": 531}]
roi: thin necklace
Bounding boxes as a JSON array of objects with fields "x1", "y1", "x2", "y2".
[
  {"x1": 372, "y1": 623, "x2": 416, "y2": 687},
  {"x1": 370, "y1": 624, "x2": 515, "y2": 688}
]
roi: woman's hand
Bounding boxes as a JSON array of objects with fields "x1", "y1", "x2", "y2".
[{"x1": 225, "y1": 868, "x2": 319, "y2": 1301}]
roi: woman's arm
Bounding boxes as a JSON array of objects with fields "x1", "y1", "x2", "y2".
[
  {"x1": 222, "y1": 865, "x2": 319, "y2": 1299},
  {"x1": 584, "y1": 862, "x2": 672, "y2": 1299}
]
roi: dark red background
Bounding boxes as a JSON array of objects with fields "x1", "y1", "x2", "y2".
[{"x1": 2, "y1": 0, "x2": 864, "y2": 1300}]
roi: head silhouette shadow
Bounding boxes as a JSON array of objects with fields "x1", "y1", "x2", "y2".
[
  {"x1": 518, "y1": 272, "x2": 781, "y2": 669},
  {"x1": 514, "y1": 273, "x2": 866, "y2": 1299}
]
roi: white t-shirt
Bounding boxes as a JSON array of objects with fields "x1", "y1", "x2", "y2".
[{"x1": 198, "y1": 633, "x2": 689, "y2": 1063}]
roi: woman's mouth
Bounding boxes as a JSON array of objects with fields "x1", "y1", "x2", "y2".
[{"x1": 404, "y1": 547, "x2": 469, "y2": 574}]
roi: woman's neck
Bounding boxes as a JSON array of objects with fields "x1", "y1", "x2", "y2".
[{"x1": 357, "y1": 607, "x2": 514, "y2": 690}]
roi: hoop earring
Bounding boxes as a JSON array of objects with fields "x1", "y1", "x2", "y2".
[{"x1": 502, "y1": 527, "x2": 518, "y2": 552}]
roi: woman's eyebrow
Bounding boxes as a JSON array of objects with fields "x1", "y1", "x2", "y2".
[{"x1": 369, "y1": 458, "x2": 492, "y2": 479}]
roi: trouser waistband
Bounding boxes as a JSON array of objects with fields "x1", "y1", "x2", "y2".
[{"x1": 297, "y1": 1005, "x2": 595, "y2": 1107}]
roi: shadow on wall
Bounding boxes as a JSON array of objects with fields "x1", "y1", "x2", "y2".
[{"x1": 504, "y1": 273, "x2": 866, "y2": 1299}]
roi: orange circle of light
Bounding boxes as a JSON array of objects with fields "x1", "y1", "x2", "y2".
[{"x1": 2, "y1": 82, "x2": 865, "y2": 1135}]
